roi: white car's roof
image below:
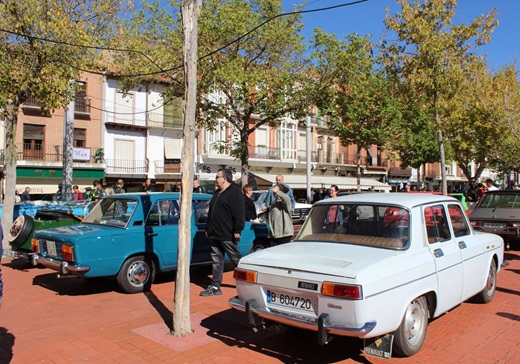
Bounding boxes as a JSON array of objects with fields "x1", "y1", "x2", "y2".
[{"x1": 314, "y1": 192, "x2": 459, "y2": 209}]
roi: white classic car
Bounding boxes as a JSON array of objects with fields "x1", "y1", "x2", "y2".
[{"x1": 229, "y1": 193, "x2": 504, "y2": 358}]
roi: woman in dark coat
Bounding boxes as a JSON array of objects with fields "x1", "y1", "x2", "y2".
[{"x1": 243, "y1": 184, "x2": 257, "y2": 222}]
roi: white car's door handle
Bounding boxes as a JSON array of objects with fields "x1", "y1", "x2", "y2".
[
  {"x1": 458, "y1": 241, "x2": 467, "y2": 249},
  {"x1": 433, "y1": 248, "x2": 444, "y2": 258}
]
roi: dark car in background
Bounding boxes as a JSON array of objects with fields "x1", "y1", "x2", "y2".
[{"x1": 470, "y1": 190, "x2": 520, "y2": 247}]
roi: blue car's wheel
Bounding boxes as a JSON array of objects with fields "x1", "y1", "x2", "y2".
[{"x1": 117, "y1": 255, "x2": 155, "y2": 294}]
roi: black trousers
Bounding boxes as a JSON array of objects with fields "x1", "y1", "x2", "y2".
[{"x1": 209, "y1": 238, "x2": 242, "y2": 288}]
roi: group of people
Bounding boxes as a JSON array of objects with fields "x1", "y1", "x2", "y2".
[
  {"x1": 465, "y1": 178, "x2": 500, "y2": 203},
  {"x1": 200, "y1": 171, "x2": 296, "y2": 297}
]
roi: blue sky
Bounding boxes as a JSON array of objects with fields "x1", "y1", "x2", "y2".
[{"x1": 282, "y1": 0, "x2": 519, "y2": 70}]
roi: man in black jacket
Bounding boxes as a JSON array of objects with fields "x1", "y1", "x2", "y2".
[{"x1": 201, "y1": 168, "x2": 245, "y2": 296}]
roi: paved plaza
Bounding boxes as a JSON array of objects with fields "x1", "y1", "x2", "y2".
[{"x1": 0, "y1": 249, "x2": 519, "y2": 363}]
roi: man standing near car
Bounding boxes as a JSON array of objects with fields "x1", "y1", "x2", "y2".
[
  {"x1": 201, "y1": 168, "x2": 245, "y2": 296},
  {"x1": 263, "y1": 174, "x2": 296, "y2": 212}
]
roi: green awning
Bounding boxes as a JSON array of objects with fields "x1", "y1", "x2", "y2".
[{"x1": 16, "y1": 167, "x2": 104, "y2": 179}]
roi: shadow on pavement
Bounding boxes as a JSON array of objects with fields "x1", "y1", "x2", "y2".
[
  {"x1": 0, "y1": 327, "x2": 14, "y2": 363},
  {"x1": 201, "y1": 308, "x2": 370, "y2": 364},
  {"x1": 144, "y1": 290, "x2": 173, "y2": 331},
  {"x1": 4, "y1": 257, "x2": 47, "y2": 272},
  {"x1": 496, "y1": 312, "x2": 520, "y2": 321},
  {"x1": 32, "y1": 273, "x2": 115, "y2": 296}
]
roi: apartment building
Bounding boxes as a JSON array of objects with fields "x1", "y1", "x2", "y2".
[{"x1": 3, "y1": 73, "x2": 105, "y2": 199}]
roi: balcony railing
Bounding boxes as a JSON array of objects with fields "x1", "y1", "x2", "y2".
[
  {"x1": 105, "y1": 159, "x2": 148, "y2": 174},
  {"x1": 146, "y1": 112, "x2": 182, "y2": 129},
  {"x1": 8, "y1": 144, "x2": 98, "y2": 163},
  {"x1": 154, "y1": 160, "x2": 181, "y2": 174},
  {"x1": 21, "y1": 95, "x2": 90, "y2": 115}
]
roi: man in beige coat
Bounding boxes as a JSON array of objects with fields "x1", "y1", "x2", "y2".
[{"x1": 266, "y1": 184, "x2": 294, "y2": 247}]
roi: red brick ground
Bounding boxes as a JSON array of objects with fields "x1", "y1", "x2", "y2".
[{"x1": 0, "y1": 250, "x2": 519, "y2": 363}]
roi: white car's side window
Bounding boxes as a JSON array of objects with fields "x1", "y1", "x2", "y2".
[
  {"x1": 424, "y1": 204, "x2": 451, "y2": 243},
  {"x1": 448, "y1": 203, "x2": 470, "y2": 237}
]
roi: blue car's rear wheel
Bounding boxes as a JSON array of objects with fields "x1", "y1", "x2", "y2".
[{"x1": 117, "y1": 255, "x2": 155, "y2": 294}]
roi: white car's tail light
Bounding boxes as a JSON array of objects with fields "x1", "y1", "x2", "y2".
[
  {"x1": 322, "y1": 282, "x2": 362, "y2": 299},
  {"x1": 234, "y1": 268, "x2": 257, "y2": 283}
]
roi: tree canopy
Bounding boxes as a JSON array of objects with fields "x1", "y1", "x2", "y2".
[{"x1": 0, "y1": 0, "x2": 122, "y2": 250}]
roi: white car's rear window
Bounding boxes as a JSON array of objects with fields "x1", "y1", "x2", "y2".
[{"x1": 296, "y1": 203, "x2": 409, "y2": 249}]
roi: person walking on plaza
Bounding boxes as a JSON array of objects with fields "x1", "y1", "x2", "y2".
[
  {"x1": 263, "y1": 174, "x2": 296, "y2": 211},
  {"x1": 15, "y1": 190, "x2": 21, "y2": 203},
  {"x1": 72, "y1": 185, "x2": 83, "y2": 201},
  {"x1": 145, "y1": 178, "x2": 158, "y2": 192},
  {"x1": 114, "y1": 179, "x2": 126, "y2": 194},
  {"x1": 324, "y1": 185, "x2": 344, "y2": 233},
  {"x1": 266, "y1": 184, "x2": 294, "y2": 247},
  {"x1": 21, "y1": 187, "x2": 31, "y2": 202},
  {"x1": 485, "y1": 178, "x2": 499, "y2": 191},
  {"x1": 0, "y1": 223, "x2": 4, "y2": 310},
  {"x1": 200, "y1": 168, "x2": 245, "y2": 297},
  {"x1": 465, "y1": 178, "x2": 479, "y2": 202},
  {"x1": 243, "y1": 184, "x2": 257, "y2": 222}
]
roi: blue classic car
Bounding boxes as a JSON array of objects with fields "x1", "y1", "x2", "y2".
[{"x1": 31, "y1": 193, "x2": 269, "y2": 293}]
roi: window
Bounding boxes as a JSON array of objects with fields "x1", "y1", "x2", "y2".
[
  {"x1": 74, "y1": 128, "x2": 86, "y2": 147},
  {"x1": 448, "y1": 204, "x2": 470, "y2": 237},
  {"x1": 424, "y1": 205, "x2": 451, "y2": 243},
  {"x1": 75, "y1": 81, "x2": 89, "y2": 114},
  {"x1": 115, "y1": 91, "x2": 134, "y2": 124},
  {"x1": 146, "y1": 200, "x2": 180, "y2": 226},
  {"x1": 23, "y1": 124, "x2": 45, "y2": 160},
  {"x1": 278, "y1": 121, "x2": 296, "y2": 160},
  {"x1": 163, "y1": 97, "x2": 183, "y2": 129}
]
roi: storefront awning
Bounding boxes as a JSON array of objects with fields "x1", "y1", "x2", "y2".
[{"x1": 250, "y1": 172, "x2": 391, "y2": 192}]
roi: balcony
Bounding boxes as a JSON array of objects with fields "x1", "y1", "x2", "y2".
[
  {"x1": 105, "y1": 159, "x2": 148, "y2": 174},
  {"x1": 21, "y1": 96, "x2": 90, "y2": 117},
  {"x1": 8, "y1": 144, "x2": 99, "y2": 164},
  {"x1": 154, "y1": 160, "x2": 181, "y2": 174},
  {"x1": 146, "y1": 111, "x2": 182, "y2": 129}
]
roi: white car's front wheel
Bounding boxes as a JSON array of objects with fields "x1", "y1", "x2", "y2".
[
  {"x1": 393, "y1": 296, "x2": 428, "y2": 357},
  {"x1": 474, "y1": 259, "x2": 497, "y2": 303}
]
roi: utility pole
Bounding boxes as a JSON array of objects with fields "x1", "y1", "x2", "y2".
[
  {"x1": 62, "y1": 82, "x2": 75, "y2": 202},
  {"x1": 306, "y1": 116, "x2": 312, "y2": 203}
]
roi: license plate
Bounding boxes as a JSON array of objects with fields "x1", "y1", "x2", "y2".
[
  {"x1": 266, "y1": 290, "x2": 313, "y2": 312},
  {"x1": 46, "y1": 241, "x2": 57, "y2": 256},
  {"x1": 483, "y1": 223, "x2": 506, "y2": 229}
]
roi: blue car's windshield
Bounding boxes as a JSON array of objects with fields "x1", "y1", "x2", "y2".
[{"x1": 83, "y1": 198, "x2": 137, "y2": 227}]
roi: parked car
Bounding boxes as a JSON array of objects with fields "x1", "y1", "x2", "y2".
[
  {"x1": 8, "y1": 209, "x2": 83, "y2": 256},
  {"x1": 229, "y1": 193, "x2": 503, "y2": 358},
  {"x1": 470, "y1": 189, "x2": 520, "y2": 246},
  {"x1": 31, "y1": 193, "x2": 269, "y2": 293},
  {"x1": 252, "y1": 190, "x2": 312, "y2": 224}
]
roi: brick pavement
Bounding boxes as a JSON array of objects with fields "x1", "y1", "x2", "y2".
[{"x1": 0, "y1": 250, "x2": 519, "y2": 364}]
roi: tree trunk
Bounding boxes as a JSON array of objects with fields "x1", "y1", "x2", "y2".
[
  {"x1": 1, "y1": 104, "x2": 19, "y2": 255},
  {"x1": 356, "y1": 146, "x2": 361, "y2": 192},
  {"x1": 172, "y1": 0, "x2": 202, "y2": 337},
  {"x1": 435, "y1": 98, "x2": 447, "y2": 195},
  {"x1": 62, "y1": 89, "x2": 75, "y2": 202}
]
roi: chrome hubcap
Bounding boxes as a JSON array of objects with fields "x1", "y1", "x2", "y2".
[
  {"x1": 403, "y1": 300, "x2": 425, "y2": 344},
  {"x1": 128, "y1": 261, "x2": 149, "y2": 286}
]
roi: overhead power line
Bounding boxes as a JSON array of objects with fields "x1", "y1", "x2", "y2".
[{"x1": 0, "y1": 0, "x2": 368, "y2": 78}]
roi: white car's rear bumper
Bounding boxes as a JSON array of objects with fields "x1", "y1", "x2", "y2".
[{"x1": 229, "y1": 296, "x2": 376, "y2": 343}]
